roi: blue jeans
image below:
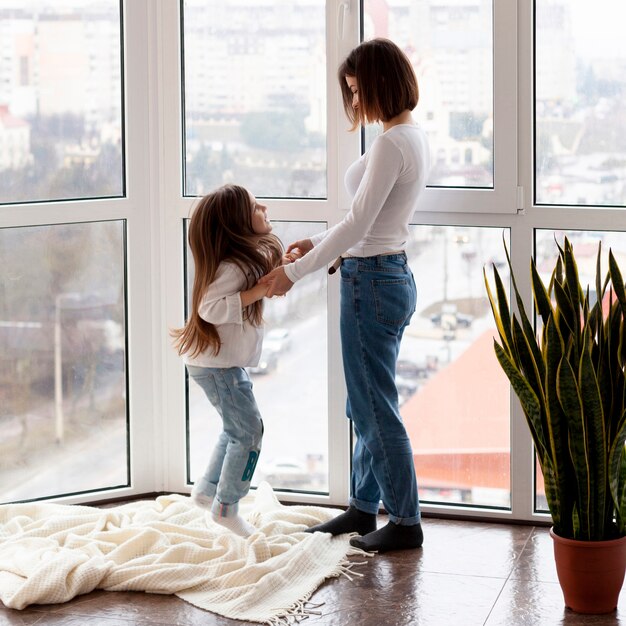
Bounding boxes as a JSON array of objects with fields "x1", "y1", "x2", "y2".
[
  {"x1": 340, "y1": 253, "x2": 420, "y2": 526},
  {"x1": 186, "y1": 365, "x2": 263, "y2": 517}
]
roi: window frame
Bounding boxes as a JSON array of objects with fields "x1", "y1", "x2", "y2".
[
  {"x1": 6, "y1": 0, "x2": 624, "y2": 528},
  {"x1": 0, "y1": 0, "x2": 159, "y2": 505}
]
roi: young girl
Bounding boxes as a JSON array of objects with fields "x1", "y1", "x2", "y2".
[{"x1": 172, "y1": 184, "x2": 283, "y2": 537}]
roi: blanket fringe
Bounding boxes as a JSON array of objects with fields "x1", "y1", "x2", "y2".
[
  {"x1": 346, "y1": 545, "x2": 376, "y2": 558},
  {"x1": 265, "y1": 600, "x2": 324, "y2": 625},
  {"x1": 265, "y1": 549, "x2": 373, "y2": 625}
]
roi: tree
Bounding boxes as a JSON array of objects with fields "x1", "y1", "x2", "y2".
[{"x1": 240, "y1": 110, "x2": 306, "y2": 151}]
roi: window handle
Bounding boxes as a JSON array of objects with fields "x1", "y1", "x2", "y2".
[{"x1": 337, "y1": 0, "x2": 350, "y2": 40}]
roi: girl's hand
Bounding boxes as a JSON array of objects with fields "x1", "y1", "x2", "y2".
[
  {"x1": 281, "y1": 252, "x2": 298, "y2": 265},
  {"x1": 286, "y1": 238, "x2": 313, "y2": 257},
  {"x1": 259, "y1": 266, "x2": 294, "y2": 297}
]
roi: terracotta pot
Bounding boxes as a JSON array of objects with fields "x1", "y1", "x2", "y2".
[{"x1": 550, "y1": 528, "x2": 626, "y2": 614}]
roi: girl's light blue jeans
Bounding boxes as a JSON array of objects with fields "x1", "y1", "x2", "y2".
[
  {"x1": 340, "y1": 253, "x2": 421, "y2": 526},
  {"x1": 186, "y1": 365, "x2": 263, "y2": 518}
]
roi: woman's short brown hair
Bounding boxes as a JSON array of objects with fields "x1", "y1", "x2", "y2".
[{"x1": 338, "y1": 38, "x2": 419, "y2": 130}]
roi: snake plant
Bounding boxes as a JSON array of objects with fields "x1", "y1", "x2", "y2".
[{"x1": 484, "y1": 236, "x2": 626, "y2": 540}]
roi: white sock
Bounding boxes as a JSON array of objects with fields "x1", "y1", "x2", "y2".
[
  {"x1": 190, "y1": 486, "x2": 214, "y2": 511},
  {"x1": 211, "y1": 513, "x2": 257, "y2": 538}
]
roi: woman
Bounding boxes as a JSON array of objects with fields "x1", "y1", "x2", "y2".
[{"x1": 261, "y1": 38, "x2": 430, "y2": 552}]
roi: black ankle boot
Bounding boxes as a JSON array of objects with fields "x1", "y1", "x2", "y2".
[
  {"x1": 349, "y1": 521, "x2": 423, "y2": 552},
  {"x1": 305, "y1": 506, "x2": 377, "y2": 536}
]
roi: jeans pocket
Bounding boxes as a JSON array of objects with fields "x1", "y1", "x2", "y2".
[
  {"x1": 189, "y1": 368, "x2": 220, "y2": 406},
  {"x1": 372, "y1": 277, "x2": 412, "y2": 326}
]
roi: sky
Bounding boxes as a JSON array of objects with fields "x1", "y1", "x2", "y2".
[
  {"x1": 13, "y1": 0, "x2": 626, "y2": 62},
  {"x1": 569, "y1": 0, "x2": 626, "y2": 59}
]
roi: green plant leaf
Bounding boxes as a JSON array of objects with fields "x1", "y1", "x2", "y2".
[
  {"x1": 553, "y1": 278, "x2": 576, "y2": 347},
  {"x1": 512, "y1": 316, "x2": 545, "y2": 413},
  {"x1": 541, "y1": 455, "x2": 562, "y2": 531},
  {"x1": 618, "y1": 451, "x2": 626, "y2": 535},
  {"x1": 484, "y1": 266, "x2": 513, "y2": 356},
  {"x1": 494, "y1": 258, "x2": 515, "y2": 358},
  {"x1": 493, "y1": 341, "x2": 550, "y2": 463},
  {"x1": 563, "y1": 238, "x2": 581, "y2": 336},
  {"x1": 531, "y1": 259, "x2": 553, "y2": 329},
  {"x1": 545, "y1": 315, "x2": 573, "y2": 536},
  {"x1": 557, "y1": 356, "x2": 591, "y2": 538},
  {"x1": 608, "y1": 410, "x2": 626, "y2": 530},
  {"x1": 607, "y1": 300, "x2": 623, "y2": 440},
  {"x1": 609, "y1": 250, "x2": 626, "y2": 315},
  {"x1": 579, "y1": 331, "x2": 607, "y2": 539},
  {"x1": 619, "y1": 305, "x2": 626, "y2": 376},
  {"x1": 503, "y1": 236, "x2": 545, "y2": 375},
  {"x1": 555, "y1": 254, "x2": 564, "y2": 287},
  {"x1": 506, "y1": 255, "x2": 546, "y2": 385},
  {"x1": 595, "y1": 241, "x2": 603, "y2": 317},
  {"x1": 555, "y1": 236, "x2": 565, "y2": 257}
]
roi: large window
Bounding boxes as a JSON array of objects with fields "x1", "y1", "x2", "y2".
[
  {"x1": 0, "y1": 1, "x2": 124, "y2": 204},
  {"x1": 363, "y1": 0, "x2": 494, "y2": 188},
  {"x1": 181, "y1": 0, "x2": 326, "y2": 199},
  {"x1": 3, "y1": 0, "x2": 623, "y2": 528},
  {"x1": 535, "y1": 0, "x2": 626, "y2": 207},
  {"x1": 403, "y1": 225, "x2": 511, "y2": 507},
  {"x1": 0, "y1": 0, "x2": 137, "y2": 507},
  {"x1": 0, "y1": 221, "x2": 128, "y2": 502}
]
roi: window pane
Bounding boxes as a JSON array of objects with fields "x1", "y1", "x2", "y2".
[
  {"x1": 535, "y1": 1, "x2": 626, "y2": 207},
  {"x1": 402, "y1": 225, "x2": 510, "y2": 507},
  {"x1": 186, "y1": 222, "x2": 328, "y2": 493},
  {"x1": 0, "y1": 221, "x2": 128, "y2": 503},
  {"x1": 182, "y1": 1, "x2": 327, "y2": 199},
  {"x1": 0, "y1": 2, "x2": 124, "y2": 204},
  {"x1": 363, "y1": 0, "x2": 494, "y2": 188},
  {"x1": 534, "y1": 229, "x2": 626, "y2": 511}
]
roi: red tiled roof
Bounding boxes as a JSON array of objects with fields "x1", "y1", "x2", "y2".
[
  {"x1": 0, "y1": 105, "x2": 28, "y2": 128},
  {"x1": 402, "y1": 328, "x2": 510, "y2": 451},
  {"x1": 401, "y1": 329, "x2": 511, "y2": 490}
]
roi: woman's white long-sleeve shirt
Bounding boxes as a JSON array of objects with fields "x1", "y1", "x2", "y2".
[
  {"x1": 284, "y1": 123, "x2": 430, "y2": 282},
  {"x1": 183, "y1": 262, "x2": 263, "y2": 368}
]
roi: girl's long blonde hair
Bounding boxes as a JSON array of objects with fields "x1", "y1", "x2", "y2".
[{"x1": 171, "y1": 184, "x2": 283, "y2": 358}]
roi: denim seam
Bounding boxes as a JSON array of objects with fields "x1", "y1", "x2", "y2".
[
  {"x1": 354, "y1": 275, "x2": 401, "y2": 518},
  {"x1": 215, "y1": 370, "x2": 245, "y2": 440},
  {"x1": 357, "y1": 265, "x2": 404, "y2": 274}
]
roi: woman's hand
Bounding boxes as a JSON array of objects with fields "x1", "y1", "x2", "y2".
[
  {"x1": 286, "y1": 238, "x2": 314, "y2": 258},
  {"x1": 259, "y1": 266, "x2": 294, "y2": 297},
  {"x1": 281, "y1": 251, "x2": 301, "y2": 265}
]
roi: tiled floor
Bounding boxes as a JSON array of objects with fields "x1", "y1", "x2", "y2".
[{"x1": 2, "y1": 517, "x2": 625, "y2": 626}]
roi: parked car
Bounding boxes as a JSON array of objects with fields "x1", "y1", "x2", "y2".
[
  {"x1": 397, "y1": 357, "x2": 438, "y2": 380},
  {"x1": 396, "y1": 375, "x2": 418, "y2": 406},
  {"x1": 247, "y1": 348, "x2": 278, "y2": 375},
  {"x1": 430, "y1": 304, "x2": 473, "y2": 329},
  {"x1": 264, "y1": 328, "x2": 291, "y2": 354},
  {"x1": 258, "y1": 457, "x2": 310, "y2": 488}
]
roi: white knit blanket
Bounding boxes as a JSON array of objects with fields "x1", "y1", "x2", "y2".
[{"x1": 0, "y1": 482, "x2": 369, "y2": 624}]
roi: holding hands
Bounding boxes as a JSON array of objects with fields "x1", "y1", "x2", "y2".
[
  {"x1": 259, "y1": 238, "x2": 313, "y2": 297},
  {"x1": 285, "y1": 238, "x2": 314, "y2": 260}
]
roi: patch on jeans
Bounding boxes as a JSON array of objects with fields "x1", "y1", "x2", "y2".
[{"x1": 241, "y1": 451, "x2": 259, "y2": 481}]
